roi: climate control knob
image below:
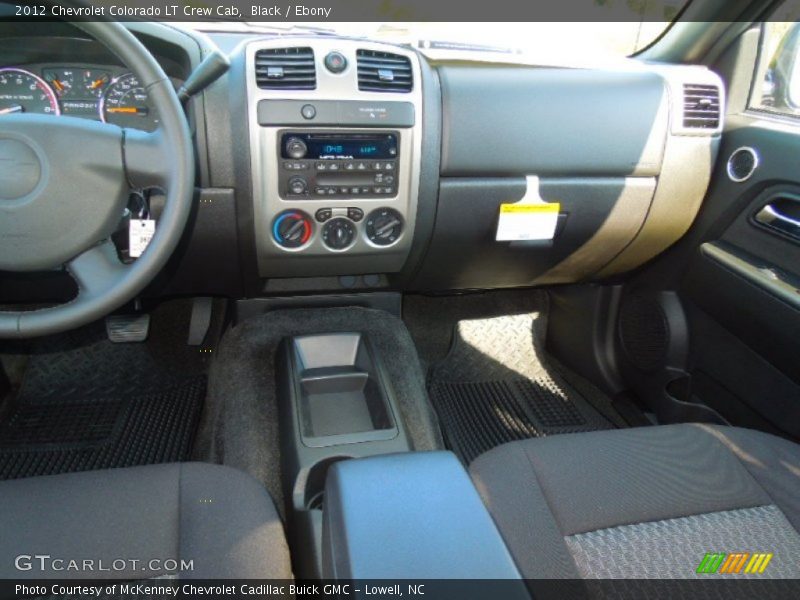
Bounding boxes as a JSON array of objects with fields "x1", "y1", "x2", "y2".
[
  {"x1": 322, "y1": 217, "x2": 356, "y2": 250},
  {"x1": 272, "y1": 210, "x2": 312, "y2": 249},
  {"x1": 285, "y1": 137, "x2": 307, "y2": 159},
  {"x1": 365, "y1": 208, "x2": 403, "y2": 246}
]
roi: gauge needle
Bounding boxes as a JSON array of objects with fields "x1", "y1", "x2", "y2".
[
  {"x1": 90, "y1": 78, "x2": 106, "y2": 89},
  {"x1": 52, "y1": 79, "x2": 65, "y2": 93},
  {"x1": 0, "y1": 105, "x2": 23, "y2": 115}
]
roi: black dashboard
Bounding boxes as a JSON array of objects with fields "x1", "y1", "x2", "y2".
[{"x1": 0, "y1": 21, "x2": 726, "y2": 303}]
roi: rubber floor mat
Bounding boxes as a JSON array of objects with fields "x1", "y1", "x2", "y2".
[
  {"x1": 0, "y1": 312, "x2": 207, "y2": 480},
  {"x1": 428, "y1": 312, "x2": 612, "y2": 464}
]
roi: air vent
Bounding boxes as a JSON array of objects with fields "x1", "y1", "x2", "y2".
[
  {"x1": 255, "y1": 47, "x2": 316, "y2": 90},
  {"x1": 356, "y1": 49, "x2": 412, "y2": 93},
  {"x1": 682, "y1": 84, "x2": 721, "y2": 129}
]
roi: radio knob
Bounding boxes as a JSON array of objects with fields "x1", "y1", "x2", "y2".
[
  {"x1": 288, "y1": 176, "x2": 308, "y2": 195},
  {"x1": 285, "y1": 137, "x2": 307, "y2": 159}
]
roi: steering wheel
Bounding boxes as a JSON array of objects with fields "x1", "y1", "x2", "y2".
[{"x1": 0, "y1": 21, "x2": 194, "y2": 338}]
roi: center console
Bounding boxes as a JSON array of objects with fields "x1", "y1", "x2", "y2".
[
  {"x1": 246, "y1": 39, "x2": 423, "y2": 278},
  {"x1": 276, "y1": 331, "x2": 412, "y2": 577}
]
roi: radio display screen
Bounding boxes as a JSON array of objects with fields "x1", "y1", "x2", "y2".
[{"x1": 281, "y1": 133, "x2": 398, "y2": 160}]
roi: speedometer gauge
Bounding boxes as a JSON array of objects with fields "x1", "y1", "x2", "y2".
[
  {"x1": 100, "y1": 73, "x2": 159, "y2": 132},
  {"x1": 0, "y1": 68, "x2": 60, "y2": 116}
]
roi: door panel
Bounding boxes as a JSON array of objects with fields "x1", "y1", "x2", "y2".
[{"x1": 679, "y1": 114, "x2": 800, "y2": 438}]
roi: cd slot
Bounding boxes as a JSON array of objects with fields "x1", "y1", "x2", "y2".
[{"x1": 317, "y1": 174, "x2": 376, "y2": 187}]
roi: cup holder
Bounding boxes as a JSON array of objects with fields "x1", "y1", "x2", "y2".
[{"x1": 302, "y1": 456, "x2": 351, "y2": 511}]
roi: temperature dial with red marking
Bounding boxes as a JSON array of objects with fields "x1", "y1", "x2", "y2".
[{"x1": 272, "y1": 210, "x2": 313, "y2": 249}]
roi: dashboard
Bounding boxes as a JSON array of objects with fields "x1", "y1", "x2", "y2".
[
  {"x1": 0, "y1": 63, "x2": 173, "y2": 131},
  {"x1": 0, "y1": 21, "x2": 725, "y2": 302}
]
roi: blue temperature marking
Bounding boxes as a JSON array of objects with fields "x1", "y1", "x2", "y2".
[{"x1": 273, "y1": 212, "x2": 296, "y2": 243}]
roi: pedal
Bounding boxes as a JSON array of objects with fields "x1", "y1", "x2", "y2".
[
  {"x1": 187, "y1": 297, "x2": 214, "y2": 346},
  {"x1": 106, "y1": 314, "x2": 150, "y2": 343}
]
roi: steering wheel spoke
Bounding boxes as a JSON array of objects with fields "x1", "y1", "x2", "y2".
[
  {"x1": 67, "y1": 240, "x2": 129, "y2": 299},
  {"x1": 124, "y1": 127, "x2": 172, "y2": 189}
]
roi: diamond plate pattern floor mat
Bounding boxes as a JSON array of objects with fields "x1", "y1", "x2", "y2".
[
  {"x1": 428, "y1": 311, "x2": 613, "y2": 464},
  {"x1": 0, "y1": 310, "x2": 207, "y2": 480}
]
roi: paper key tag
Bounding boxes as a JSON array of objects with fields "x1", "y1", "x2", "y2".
[
  {"x1": 129, "y1": 219, "x2": 155, "y2": 258},
  {"x1": 496, "y1": 203, "x2": 561, "y2": 241}
]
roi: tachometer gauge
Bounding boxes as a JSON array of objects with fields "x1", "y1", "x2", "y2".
[
  {"x1": 0, "y1": 68, "x2": 60, "y2": 116},
  {"x1": 100, "y1": 73, "x2": 159, "y2": 132}
]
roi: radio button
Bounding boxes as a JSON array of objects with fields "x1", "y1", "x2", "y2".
[
  {"x1": 339, "y1": 187, "x2": 350, "y2": 194},
  {"x1": 360, "y1": 186, "x2": 371, "y2": 194},
  {"x1": 385, "y1": 162, "x2": 395, "y2": 171},
  {"x1": 344, "y1": 162, "x2": 355, "y2": 170},
  {"x1": 315, "y1": 162, "x2": 327, "y2": 171},
  {"x1": 315, "y1": 187, "x2": 326, "y2": 196},
  {"x1": 356, "y1": 162, "x2": 367, "y2": 170},
  {"x1": 327, "y1": 188, "x2": 337, "y2": 195},
  {"x1": 328, "y1": 162, "x2": 340, "y2": 171}
]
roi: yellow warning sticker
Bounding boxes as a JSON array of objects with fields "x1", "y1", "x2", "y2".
[
  {"x1": 496, "y1": 201, "x2": 561, "y2": 241},
  {"x1": 499, "y1": 202, "x2": 561, "y2": 214}
]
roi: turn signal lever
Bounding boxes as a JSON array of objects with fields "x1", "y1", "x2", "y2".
[{"x1": 177, "y1": 50, "x2": 230, "y2": 104}]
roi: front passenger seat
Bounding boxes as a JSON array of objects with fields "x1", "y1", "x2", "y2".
[
  {"x1": 470, "y1": 424, "x2": 800, "y2": 579},
  {"x1": 0, "y1": 463, "x2": 292, "y2": 579}
]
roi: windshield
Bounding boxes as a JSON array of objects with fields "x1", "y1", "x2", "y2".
[{"x1": 184, "y1": 0, "x2": 690, "y2": 64}]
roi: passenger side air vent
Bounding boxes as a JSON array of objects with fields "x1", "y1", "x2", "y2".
[
  {"x1": 356, "y1": 49, "x2": 412, "y2": 93},
  {"x1": 255, "y1": 47, "x2": 316, "y2": 90},
  {"x1": 682, "y1": 84, "x2": 721, "y2": 129}
]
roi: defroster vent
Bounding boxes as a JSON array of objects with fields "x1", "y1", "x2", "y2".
[
  {"x1": 255, "y1": 47, "x2": 316, "y2": 90},
  {"x1": 356, "y1": 49, "x2": 412, "y2": 93}
]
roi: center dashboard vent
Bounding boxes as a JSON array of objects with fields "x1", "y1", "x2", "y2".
[
  {"x1": 255, "y1": 47, "x2": 316, "y2": 90},
  {"x1": 682, "y1": 84, "x2": 721, "y2": 129},
  {"x1": 356, "y1": 49, "x2": 413, "y2": 93}
]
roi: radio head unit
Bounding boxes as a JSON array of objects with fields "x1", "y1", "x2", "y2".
[{"x1": 278, "y1": 131, "x2": 399, "y2": 199}]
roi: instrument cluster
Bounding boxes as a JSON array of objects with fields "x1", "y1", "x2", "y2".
[{"x1": 0, "y1": 64, "x2": 169, "y2": 131}]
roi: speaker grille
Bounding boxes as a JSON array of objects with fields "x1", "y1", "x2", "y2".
[{"x1": 619, "y1": 294, "x2": 670, "y2": 372}]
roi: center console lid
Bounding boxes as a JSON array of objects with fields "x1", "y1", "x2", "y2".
[{"x1": 322, "y1": 451, "x2": 526, "y2": 582}]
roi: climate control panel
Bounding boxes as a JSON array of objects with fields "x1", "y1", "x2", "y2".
[{"x1": 272, "y1": 207, "x2": 404, "y2": 252}]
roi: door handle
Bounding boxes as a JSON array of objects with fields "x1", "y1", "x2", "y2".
[{"x1": 754, "y1": 199, "x2": 800, "y2": 242}]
